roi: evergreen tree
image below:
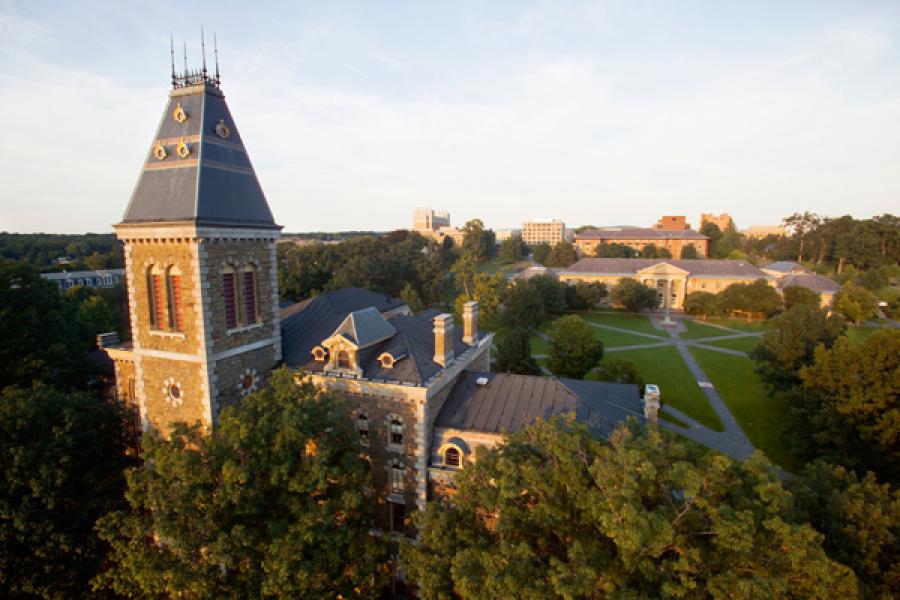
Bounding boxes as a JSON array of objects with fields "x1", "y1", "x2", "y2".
[
  {"x1": 493, "y1": 328, "x2": 542, "y2": 375},
  {"x1": 96, "y1": 369, "x2": 388, "y2": 598},
  {"x1": 546, "y1": 315, "x2": 603, "y2": 379}
]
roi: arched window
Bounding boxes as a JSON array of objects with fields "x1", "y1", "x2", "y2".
[
  {"x1": 356, "y1": 413, "x2": 369, "y2": 444},
  {"x1": 390, "y1": 418, "x2": 403, "y2": 445},
  {"x1": 147, "y1": 265, "x2": 167, "y2": 329},
  {"x1": 444, "y1": 447, "x2": 461, "y2": 468},
  {"x1": 241, "y1": 265, "x2": 259, "y2": 325},
  {"x1": 390, "y1": 461, "x2": 404, "y2": 493},
  {"x1": 312, "y1": 346, "x2": 326, "y2": 362},
  {"x1": 166, "y1": 266, "x2": 184, "y2": 331},
  {"x1": 222, "y1": 266, "x2": 238, "y2": 330},
  {"x1": 337, "y1": 350, "x2": 351, "y2": 369}
]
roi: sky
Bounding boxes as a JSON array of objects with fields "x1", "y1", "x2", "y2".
[{"x1": 1, "y1": 1, "x2": 899, "y2": 234}]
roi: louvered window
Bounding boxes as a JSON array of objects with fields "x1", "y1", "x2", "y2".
[
  {"x1": 168, "y1": 274, "x2": 184, "y2": 331},
  {"x1": 223, "y1": 272, "x2": 238, "y2": 329},
  {"x1": 445, "y1": 447, "x2": 461, "y2": 468},
  {"x1": 243, "y1": 270, "x2": 258, "y2": 324}
]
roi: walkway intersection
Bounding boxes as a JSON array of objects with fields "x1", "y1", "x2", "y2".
[{"x1": 534, "y1": 313, "x2": 762, "y2": 460}]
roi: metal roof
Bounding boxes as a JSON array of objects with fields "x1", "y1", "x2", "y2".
[
  {"x1": 435, "y1": 371, "x2": 643, "y2": 437},
  {"x1": 762, "y1": 261, "x2": 810, "y2": 274},
  {"x1": 121, "y1": 83, "x2": 277, "y2": 229},
  {"x1": 330, "y1": 307, "x2": 397, "y2": 348},
  {"x1": 778, "y1": 273, "x2": 841, "y2": 293}
]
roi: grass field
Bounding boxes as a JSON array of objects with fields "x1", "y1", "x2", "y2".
[
  {"x1": 691, "y1": 317, "x2": 767, "y2": 333},
  {"x1": 580, "y1": 312, "x2": 662, "y2": 337},
  {"x1": 659, "y1": 409, "x2": 691, "y2": 428},
  {"x1": 689, "y1": 347, "x2": 797, "y2": 471},
  {"x1": 598, "y1": 346, "x2": 724, "y2": 431},
  {"x1": 679, "y1": 319, "x2": 736, "y2": 339},
  {"x1": 592, "y1": 327, "x2": 660, "y2": 349},
  {"x1": 846, "y1": 326, "x2": 878, "y2": 344},
  {"x1": 700, "y1": 335, "x2": 761, "y2": 354}
]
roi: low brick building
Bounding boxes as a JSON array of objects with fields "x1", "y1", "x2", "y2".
[{"x1": 574, "y1": 228, "x2": 709, "y2": 258}]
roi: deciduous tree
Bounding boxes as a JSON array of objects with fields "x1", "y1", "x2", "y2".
[
  {"x1": 574, "y1": 281, "x2": 607, "y2": 313},
  {"x1": 543, "y1": 242, "x2": 578, "y2": 268},
  {"x1": 783, "y1": 286, "x2": 822, "y2": 310},
  {"x1": 610, "y1": 278, "x2": 659, "y2": 313},
  {"x1": 595, "y1": 357, "x2": 644, "y2": 388},
  {"x1": 95, "y1": 369, "x2": 388, "y2": 598},
  {"x1": 403, "y1": 418, "x2": 858, "y2": 599},
  {"x1": 683, "y1": 291, "x2": 723, "y2": 319},
  {"x1": 0, "y1": 384, "x2": 131, "y2": 598},
  {"x1": 498, "y1": 235, "x2": 526, "y2": 264},
  {"x1": 531, "y1": 242, "x2": 551, "y2": 265},
  {"x1": 834, "y1": 283, "x2": 878, "y2": 324}
]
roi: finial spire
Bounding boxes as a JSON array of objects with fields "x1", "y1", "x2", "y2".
[
  {"x1": 214, "y1": 32, "x2": 220, "y2": 84},
  {"x1": 170, "y1": 34, "x2": 176, "y2": 88},
  {"x1": 200, "y1": 26, "x2": 207, "y2": 76}
]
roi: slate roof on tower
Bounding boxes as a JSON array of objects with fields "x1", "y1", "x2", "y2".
[{"x1": 121, "y1": 80, "x2": 277, "y2": 229}]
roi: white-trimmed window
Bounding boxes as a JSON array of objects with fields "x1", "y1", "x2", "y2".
[
  {"x1": 390, "y1": 460, "x2": 404, "y2": 493},
  {"x1": 312, "y1": 346, "x2": 327, "y2": 362},
  {"x1": 390, "y1": 418, "x2": 403, "y2": 446}
]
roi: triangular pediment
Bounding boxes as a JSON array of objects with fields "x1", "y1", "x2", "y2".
[{"x1": 636, "y1": 262, "x2": 690, "y2": 277}]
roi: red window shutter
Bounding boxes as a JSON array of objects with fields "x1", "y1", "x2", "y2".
[
  {"x1": 223, "y1": 273, "x2": 237, "y2": 329},
  {"x1": 243, "y1": 271, "x2": 257, "y2": 324},
  {"x1": 169, "y1": 275, "x2": 184, "y2": 331},
  {"x1": 152, "y1": 275, "x2": 167, "y2": 329}
]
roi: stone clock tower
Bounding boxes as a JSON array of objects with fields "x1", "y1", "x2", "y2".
[{"x1": 108, "y1": 66, "x2": 281, "y2": 434}]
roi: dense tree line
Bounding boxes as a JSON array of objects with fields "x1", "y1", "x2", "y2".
[
  {"x1": 0, "y1": 232, "x2": 123, "y2": 271},
  {"x1": 278, "y1": 231, "x2": 457, "y2": 305}
]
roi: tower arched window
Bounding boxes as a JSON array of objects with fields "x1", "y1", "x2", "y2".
[
  {"x1": 222, "y1": 266, "x2": 238, "y2": 330},
  {"x1": 166, "y1": 266, "x2": 184, "y2": 331},
  {"x1": 240, "y1": 264, "x2": 259, "y2": 325},
  {"x1": 337, "y1": 350, "x2": 351, "y2": 369},
  {"x1": 147, "y1": 265, "x2": 167, "y2": 330}
]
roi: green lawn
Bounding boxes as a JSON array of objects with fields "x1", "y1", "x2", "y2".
[
  {"x1": 531, "y1": 334, "x2": 549, "y2": 355},
  {"x1": 579, "y1": 312, "x2": 663, "y2": 337},
  {"x1": 601, "y1": 346, "x2": 724, "y2": 431},
  {"x1": 692, "y1": 317, "x2": 767, "y2": 333},
  {"x1": 659, "y1": 409, "x2": 691, "y2": 428},
  {"x1": 689, "y1": 347, "x2": 797, "y2": 471},
  {"x1": 846, "y1": 326, "x2": 878, "y2": 344},
  {"x1": 700, "y1": 335, "x2": 761, "y2": 354},
  {"x1": 679, "y1": 319, "x2": 735, "y2": 340},
  {"x1": 593, "y1": 327, "x2": 660, "y2": 349}
]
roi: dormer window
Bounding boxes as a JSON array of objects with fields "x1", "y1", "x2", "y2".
[
  {"x1": 337, "y1": 350, "x2": 351, "y2": 369},
  {"x1": 312, "y1": 346, "x2": 327, "y2": 362},
  {"x1": 379, "y1": 353, "x2": 394, "y2": 369},
  {"x1": 444, "y1": 447, "x2": 461, "y2": 468}
]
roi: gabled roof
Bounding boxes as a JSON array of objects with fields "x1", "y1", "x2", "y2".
[
  {"x1": 575, "y1": 228, "x2": 708, "y2": 241},
  {"x1": 762, "y1": 261, "x2": 811, "y2": 274},
  {"x1": 435, "y1": 372, "x2": 643, "y2": 438},
  {"x1": 121, "y1": 82, "x2": 277, "y2": 229},
  {"x1": 330, "y1": 307, "x2": 396, "y2": 348},
  {"x1": 280, "y1": 288, "x2": 408, "y2": 366},
  {"x1": 559, "y1": 258, "x2": 768, "y2": 279},
  {"x1": 778, "y1": 273, "x2": 841, "y2": 294}
]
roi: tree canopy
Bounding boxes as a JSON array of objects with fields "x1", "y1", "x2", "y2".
[
  {"x1": 498, "y1": 235, "x2": 527, "y2": 264},
  {"x1": 96, "y1": 369, "x2": 388, "y2": 598},
  {"x1": 543, "y1": 242, "x2": 578, "y2": 268},
  {"x1": 531, "y1": 242, "x2": 552, "y2": 265},
  {"x1": 718, "y1": 279, "x2": 783, "y2": 318},
  {"x1": 0, "y1": 384, "x2": 131, "y2": 599},
  {"x1": 545, "y1": 315, "x2": 604, "y2": 379},
  {"x1": 782, "y1": 286, "x2": 822, "y2": 310},
  {"x1": 492, "y1": 328, "x2": 542, "y2": 376},
  {"x1": 833, "y1": 283, "x2": 878, "y2": 324},
  {"x1": 610, "y1": 278, "x2": 659, "y2": 313},
  {"x1": 461, "y1": 219, "x2": 496, "y2": 262},
  {"x1": 403, "y1": 418, "x2": 858, "y2": 599}
]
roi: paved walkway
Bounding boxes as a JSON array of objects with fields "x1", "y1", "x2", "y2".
[{"x1": 534, "y1": 314, "x2": 763, "y2": 460}]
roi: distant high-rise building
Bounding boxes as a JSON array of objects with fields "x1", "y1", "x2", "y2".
[
  {"x1": 742, "y1": 225, "x2": 786, "y2": 238},
  {"x1": 654, "y1": 215, "x2": 689, "y2": 230},
  {"x1": 700, "y1": 213, "x2": 734, "y2": 231},
  {"x1": 412, "y1": 207, "x2": 451, "y2": 232},
  {"x1": 522, "y1": 219, "x2": 565, "y2": 246}
]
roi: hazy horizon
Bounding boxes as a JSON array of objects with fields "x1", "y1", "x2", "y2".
[{"x1": 2, "y1": 1, "x2": 899, "y2": 234}]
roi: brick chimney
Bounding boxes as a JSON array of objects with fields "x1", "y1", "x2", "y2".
[
  {"x1": 643, "y1": 384, "x2": 661, "y2": 424},
  {"x1": 462, "y1": 301, "x2": 479, "y2": 345},
  {"x1": 433, "y1": 313, "x2": 454, "y2": 367}
]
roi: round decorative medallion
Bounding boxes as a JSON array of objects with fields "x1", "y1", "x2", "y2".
[
  {"x1": 176, "y1": 138, "x2": 191, "y2": 158},
  {"x1": 215, "y1": 119, "x2": 231, "y2": 139},
  {"x1": 153, "y1": 141, "x2": 168, "y2": 160},
  {"x1": 237, "y1": 369, "x2": 258, "y2": 397},
  {"x1": 173, "y1": 103, "x2": 188, "y2": 123},
  {"x1": 163, "y1": 377, "x2": 184, "y2": 407}
]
